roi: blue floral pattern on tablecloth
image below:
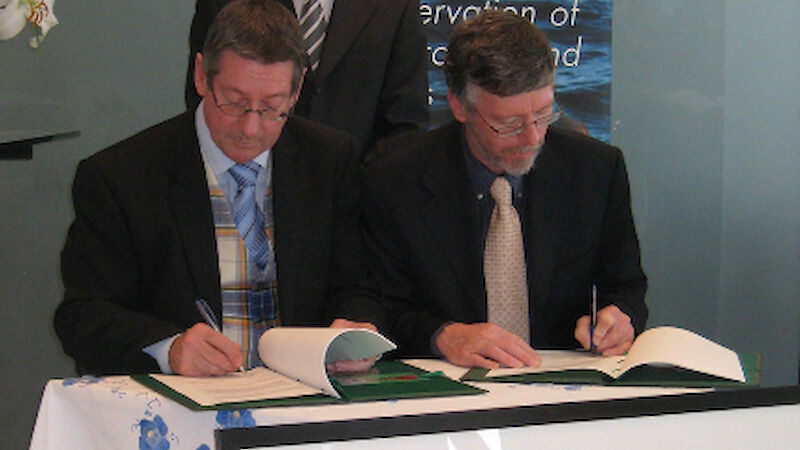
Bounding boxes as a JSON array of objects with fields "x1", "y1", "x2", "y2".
[
  {"x1": 216, "y1": 409, "x2": 256, "y2": 429},
  {"x1": 130, "y1": 385, "x2": 214, "y2": 449},
  {"x1": 138, "y1": 415, "x2": 170, "y2": 450},
  {"x1": 62, "y1": 376, "x2": 103, "y2": 387}
]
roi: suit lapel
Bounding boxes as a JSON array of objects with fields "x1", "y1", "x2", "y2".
[
  {"x1": 525, "y1": 142, "x2": 574, "y2": 311},
  {"x1": 270, "y1": 122, "x2": 317, "y2": 324},
  {"x1": 316, "y1": 0, "x2": 376, "y2": 83},
  {"x1": 163, "y1": 113, "x2": 222, "y2": 314},
  {"x1": 421, "y1": 124, "x2": 486, "y2": 318}
]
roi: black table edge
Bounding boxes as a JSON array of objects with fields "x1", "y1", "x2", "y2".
[{"x1": 216, "y1": 384, "x2": 800, "y2": 449}]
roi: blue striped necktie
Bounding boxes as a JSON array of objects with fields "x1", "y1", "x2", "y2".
[
  {"x1": 299, "y1": 0, "x2": 327, "y2": 72},
  {"x1": 229, "y1": 162, "x2": 270, "y2": 272}
]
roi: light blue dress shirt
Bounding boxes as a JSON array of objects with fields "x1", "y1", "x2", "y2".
[{"x1": 143, "y1": 103, "x2": 273, "y2": 373}]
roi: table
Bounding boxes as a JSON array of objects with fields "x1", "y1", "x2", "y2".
[
  {"x1": 29, "y1": 360, "x2": 800, "y2": 450},
  {"x1": 0, "y1": 129, "x2": 79, "y2": 159}
]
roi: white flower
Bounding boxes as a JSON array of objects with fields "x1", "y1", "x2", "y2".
[
  {"x1": 0, "y1": 0, "x2": 58, "y2": 48},
  {"x1": 0, "y1": 0, "x2": 28, "y2": 41}
]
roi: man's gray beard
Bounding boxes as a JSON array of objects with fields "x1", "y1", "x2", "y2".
[{"x1": 502, "y1": 146, "x2": 540, "y2": 176}]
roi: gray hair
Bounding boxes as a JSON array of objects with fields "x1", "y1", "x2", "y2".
[{"x1": 444, "y1": 10, "x2": 555, "y2": 100}]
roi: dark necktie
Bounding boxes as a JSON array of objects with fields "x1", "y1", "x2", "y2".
[{"x1": 299, "y1": 0, "x2": 327, "y2": 72}]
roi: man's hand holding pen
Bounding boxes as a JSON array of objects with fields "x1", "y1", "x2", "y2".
[
  {"x1": 574, "y1": 304, "x2": 634, "y2": 356},
  {"x1": 168, "y1": 323, "x2": 245, "y2": 377}
]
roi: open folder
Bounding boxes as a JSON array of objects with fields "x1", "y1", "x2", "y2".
[
  {"x1": 462, "y1": 326, "x2": 759, "y2": 388},
  {"x1": 134, "y1": 328, "x2": 483, "y2": 410}
]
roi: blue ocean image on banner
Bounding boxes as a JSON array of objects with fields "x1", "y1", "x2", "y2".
[{"x1": 421, "y1": 0, "x2": 612, "y2": 142}]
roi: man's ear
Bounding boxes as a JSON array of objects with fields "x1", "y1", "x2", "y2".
[
  {"x1": 194, "y1": 53, "x2": 209, "y2": 98},
  {"x1": 447, "y1": 89, "x2": 468, "y2": 123}
]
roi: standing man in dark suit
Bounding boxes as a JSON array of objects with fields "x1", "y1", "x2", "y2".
[
  {"x1": 363, "y1": 11, "x2": 648, "y2": 369},
  {"x1": 55, "y1": 0, "x2": 383, "y2": 376},
  {"x1": 185, "y1": 0, "x2": 429, "y2": 157}
]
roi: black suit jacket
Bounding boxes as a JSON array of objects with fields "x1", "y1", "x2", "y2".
[
  {"x1": 363, "y1": 122, "x2": 648, "y2": 356},
  {"x1": 55, "y1": 112, "x2": 384, "y2": 374},
  {"x1": 185, "y1": 0, "x2": 429, "y2": 156}
]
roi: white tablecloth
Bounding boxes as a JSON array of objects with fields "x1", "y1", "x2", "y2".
[{"x1": 30, "y1": 359, "x2": 706, "y2": 450}]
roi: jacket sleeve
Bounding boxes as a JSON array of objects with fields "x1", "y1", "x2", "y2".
[{"x1": 55, "y1": 160, "x2": 184, "y2": 375}]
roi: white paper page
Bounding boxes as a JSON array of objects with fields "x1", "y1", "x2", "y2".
[
  {"x1": 150, "y1": 367, "x2": 321, "y2": 407},
  {"x1": 259, "y1": 328, "x2": 396, "y2": 398},
  {"x1": 620, "y1": 326, "x2": 745, "y2": 381},
  {"x1": 403, "y1": 358, "x2": 471, "y2": 380},
  {"x1": 485, "y1": 350, "x2": 625, "y2": 378},
  {"x1": 326, "y1": 329, "x2": 396, "y2": 362}
]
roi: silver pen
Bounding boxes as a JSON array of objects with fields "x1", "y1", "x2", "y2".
[{"x1": 195, "y1": 298, "x2": 246, "y2": 373}]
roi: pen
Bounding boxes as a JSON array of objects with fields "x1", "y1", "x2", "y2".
[
  {"x1": 590, "y1": 285, "x2": 598, "y2": 354},
  {"x1": 195, "y1": 298, "x2": 246, "y2": 373}
]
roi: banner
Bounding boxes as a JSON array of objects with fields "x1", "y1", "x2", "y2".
[{"x1": 421, "y1": 0, "x2": 612, "y2": 142}]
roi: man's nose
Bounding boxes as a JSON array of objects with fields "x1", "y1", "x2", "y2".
[
  {"x1": 239, "y1": 110, "x2": 262, "y2": 136},
  {"x1": 517, "y1": 120, "x2": 543, "y2": 146}
]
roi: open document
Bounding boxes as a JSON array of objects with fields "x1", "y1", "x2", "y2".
[
  {"x1": 463, "y1": 326, "x2": 757, "y2": 387},
  {"x1": 135, "y1": 328, "x2": 483, "y2": 410}
]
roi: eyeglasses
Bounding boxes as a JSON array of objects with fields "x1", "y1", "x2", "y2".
[
  {"x1": 211, "y1": 88, "x2": 291, "y2": 122},
  {"x1": 474, "y1": 106, "x2": 562, "y2": 138}
]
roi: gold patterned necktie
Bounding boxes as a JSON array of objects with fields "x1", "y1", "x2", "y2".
[{"x1": 484, "y1": 177, "x2": 530, "y2": 343}]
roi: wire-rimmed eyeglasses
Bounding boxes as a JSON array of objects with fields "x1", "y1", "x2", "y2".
[
  {"x1": 474, "y1": 106, "x2": 562, "y2": 138},
  {"x1": 211, "y1": 88, "x2": 291, "y2": 122}
]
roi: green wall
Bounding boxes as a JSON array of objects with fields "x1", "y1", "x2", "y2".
[
  {"x1": 1, "y1": 1, "x2": 798, "y2": 448},
  {"x1": 1, "y1": 2, "x2": 196, "y2": 447},
  {"x1": 613, "y1": 0, "x2": 800, "y2": 387}
]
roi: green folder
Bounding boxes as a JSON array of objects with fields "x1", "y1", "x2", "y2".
[
  {"x1": 133, "y1": 360, "x2": 485, "y2": 411},
  {"x1": 461, "y1": 353, "x2": 760, "y2": 388}
]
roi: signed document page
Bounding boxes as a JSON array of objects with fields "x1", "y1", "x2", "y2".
[
  {"x1": 486, "y1": 351, "x2": 623, "y2": 378},
  {"x1": 146, "y1": 328, "x2": 397, "y2": 407},
  {"x1": 150, "y1": 367, "x2": 320, "y2": 407},
  {"x1": 485, "y1": 327, "x2": 745, "y2": 382}
]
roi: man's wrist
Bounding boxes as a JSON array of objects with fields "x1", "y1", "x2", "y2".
[
  {"x1": 142, "y1": 334, "x2": 180, "y2": 374},
  {"x1": 429, "y1": 321, "x2": 454, "y2": 358}
]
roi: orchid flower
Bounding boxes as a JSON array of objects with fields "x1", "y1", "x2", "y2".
[{"x1": 0, "y1": 0, "x2": 58, "y2": 48}]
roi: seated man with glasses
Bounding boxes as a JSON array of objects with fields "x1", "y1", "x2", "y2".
[
  {"x1": 55, "y1": 0, "x2": 384, "y2": 376},
  {"x1": 362, "y1": 10, "x2": 648, "y2": 369}
]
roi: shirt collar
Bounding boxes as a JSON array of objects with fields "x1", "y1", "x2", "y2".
[{"x1": 462, "y1": 129, "x2": 524, "y2": 200}]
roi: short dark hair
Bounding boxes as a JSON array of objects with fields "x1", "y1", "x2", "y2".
[
  {"x1": 202, "y1": 0, "x2": 307, "y2": 93},
  {"x1": 444, "y1": 10, "x2": 555, "y2": 99}
]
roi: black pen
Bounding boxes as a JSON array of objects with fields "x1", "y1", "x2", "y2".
[
  {"x1": 195, "y1": 298, "x2": 246, "y2": 373},
  {"x1": 590, "y1": 285, "x2": 598, "y2": 354}
]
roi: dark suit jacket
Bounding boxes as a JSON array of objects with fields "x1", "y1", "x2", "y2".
[
  {"x1": 55, "y1": 112, "x2": 384, "y2": 375},
  {"x1": 363, "y1": 121, "x2": 648, "y2": 356},
  {"x1": 185, "y1": 0, "x2": 429, "y2": 156}
]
